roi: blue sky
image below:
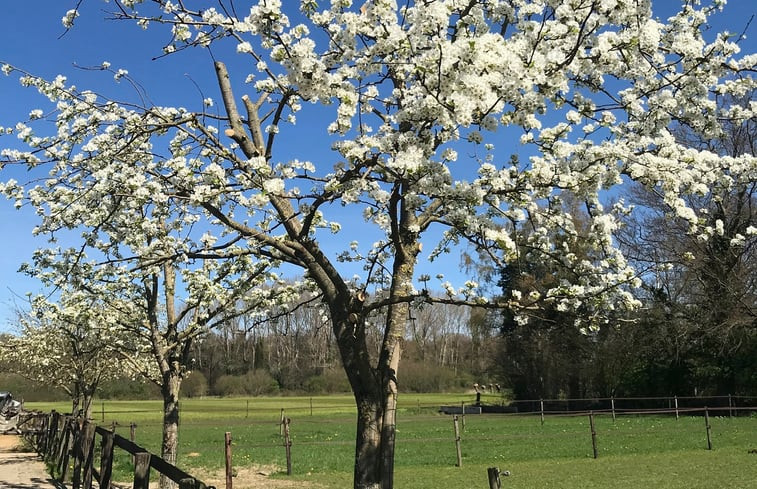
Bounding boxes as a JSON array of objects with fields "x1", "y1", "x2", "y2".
[{"x1": 0, "y1": 1, "x2": 755, "y2": 330}]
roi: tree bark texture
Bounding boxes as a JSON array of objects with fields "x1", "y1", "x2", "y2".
[
  {"x1": 335, "y1": 243, "x2": 416, "y2": 489},
  {"x1": 160, "y1": 371, "x2": 182, "y2": 489}
]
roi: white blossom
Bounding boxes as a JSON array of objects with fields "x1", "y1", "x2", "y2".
[{"x1": 62, "y1": 9, "x2": 79, "y2": 28}]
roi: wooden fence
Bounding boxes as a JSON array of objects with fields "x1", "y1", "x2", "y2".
[{"x1": 24, "y1": 410, "x2": 216, "y2": 489}]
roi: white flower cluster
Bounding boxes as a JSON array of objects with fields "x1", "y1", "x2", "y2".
[
  {"x1": 0, "y1": 0, "x2": 754, "y2": 338},
  {"x1": 61, "y1": 9, "x2": 78, "y2": 28}
]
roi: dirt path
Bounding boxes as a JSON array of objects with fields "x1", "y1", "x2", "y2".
[
  {"x1": 0, "y1": 435, "x2": 59, "y2": 489},
  {"x1": 0, "y1": 435, "x2": 320, "y2": 489}
]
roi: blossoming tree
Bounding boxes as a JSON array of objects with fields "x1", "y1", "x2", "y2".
[
  {"x1": 0, "y1": 291, "x2": 150, "y2": 420},
  {"x1": 1, "y1": 1, "x2": 755, "y2": 488},
  {"x1": 9, "y1": 176, "x2": 290, "y2": 488}
]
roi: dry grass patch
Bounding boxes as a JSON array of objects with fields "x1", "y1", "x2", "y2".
[{"x1": 192, "y1": 465, "x2": 323, "y2": 489}]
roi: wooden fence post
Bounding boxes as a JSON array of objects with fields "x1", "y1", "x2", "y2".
[
  {"x1": 487, "y1": 467, "x2": 501, "y2": 489},
  {"x1": 283, "y1": 418, "x2": 293, "y2": 476},
  {"x1": 133, "y1": 452, "x2": 151, "y2": 489},
  {"x1": 72, "y1": 420, "x2": 84, "y2": 489},
  {"x1": 461, "y1": 401, "x2": 466, "y2": 430},
  {"x1": 279, "y1": 409, "x2": 285, "y2": 436},
  {"x1": 47, "y1": 412, "x2": 61, "y2": 464},
  {"x1": 130, "y1": 422, "x2": 137, "y2": 465},
  {"x1": 101, "y1": 402, "x2": 105, "y2": 423},
  {"x1": 99, "y1": 430, "x2": 114, "y2": 489},
  {"x1": 540, "y1": 399, "x2": 545, "y2": 425},
  {"x1": 44, "y1": 411, "x2": 58, "y2": 462},
  {"x1": 83, "y1": 422, "x2": 96, "y2": 489},
  {"x1": 53, "y1": 414, "x2": 65, "y2": 463},
  {"x1": 57, "y1": 417, "x2": 73, "y2": 481},
  {"x1": 674, "y1": 396, "x2": 679, "y2": 420},
  {"x1": 33, "y1": 414, "x2": 48, "y2": 454},
  {"x1": 589, "y1": 411, "x2": 598, "y2": 459},
  {"x1": 486, "y1": 467, "x2": 510, "y2": 488},
  {"x1": 34, "y1": 414, "x2": 45, "y2": 452},
  {"x1": 704, "y1": 407, "x2": 712, "y2": 450},
  {"x1": 728, "y1": 394, "x2": 733, "y2": 418},
  {"x1": 73, "y1": 420, "x2": 96, "y2": 489},
  {"x1": 225, "y1": 431, "x2": 233, "y2": 489},
  {"x1": 38, "y1": 413, "x2": 48, "y2": 457},
  {"x1": 453, "y1": 415, "x2": 462, "y2": 467},
  {"x1": 310, "y1": 398, "x2": 313, "y2": 416},
  {"x1": 51, "y1": 412, "x2": 63, "y2": 462},
  {"x1": 54, "y1": 415, "x2": 66, "y2": 470},
  {"x1": 611, "y1": 397, "x2": 616, "y2": 423}
]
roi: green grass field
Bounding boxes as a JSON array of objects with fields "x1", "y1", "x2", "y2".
[{"x1": 27, "y1": 394, "x2": 757, "y2": 488}]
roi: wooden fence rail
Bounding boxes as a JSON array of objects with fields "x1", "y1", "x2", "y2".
[{"x1": 23, "y1": 410, "x2": 216, "y2": 489}]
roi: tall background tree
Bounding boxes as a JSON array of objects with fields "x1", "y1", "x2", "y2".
[
  {"x1": 485, "y1": 93, "x2": 757, "y2": 401},
  {"x1": 615, "y1": 92, "x2": 757, "y2": 396},
  {"x1": 18, "y1": 231, "x2": 287, "y2": 489}
]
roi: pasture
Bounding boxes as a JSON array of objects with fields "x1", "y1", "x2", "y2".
[{"x1": 27, "y1": 394, "x2": 757, "y2": 488}]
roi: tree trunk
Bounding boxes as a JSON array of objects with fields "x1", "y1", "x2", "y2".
[
  {"x1": 81, "y1": 388, "x2": 95, "y2": 421},
  {"x1": 340, "y1": 251, "x2": 414, "y2": 489},
  {"x1": 160, "y1": 371, "x2": 182, "y2": 489},
  {"x1": 374, "y1": 304, "x2": 407, "y2": 488},
  {"x1": 353, "y1": 394, "x2": 383, "y2": 489},
  {"x1": 349, "y1": 380, "x2": 400, "y2": 489},
  {"x1": 70, "y1": 395, "x2": 81, "y2": 418}
]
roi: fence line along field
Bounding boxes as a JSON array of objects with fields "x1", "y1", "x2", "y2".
[{"x1": 26, "y1": 394, "x2": 757, "y2": 489}]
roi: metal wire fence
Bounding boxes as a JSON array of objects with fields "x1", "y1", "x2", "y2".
[{"x1": 90, "y1": 394, "x2": 756, "y2": 477}]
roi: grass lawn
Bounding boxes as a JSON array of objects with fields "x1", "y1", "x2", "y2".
[{"x1": 26, "y1": 394, "x2": 757, "y2": 488}]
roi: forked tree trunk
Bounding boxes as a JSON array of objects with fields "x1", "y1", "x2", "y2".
[
  {"x1": 70, "y1": 382, "x2": 96, "y2": 420},
  {"x1": 160, "y1": 371, "x2": 182, "y2": 489},
  {"x1": 340, "y1": 247, "x2": 414, "y2": 489},
  {"x1": 349, "y1": 323, "x2": 404, "y2": 489}
]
